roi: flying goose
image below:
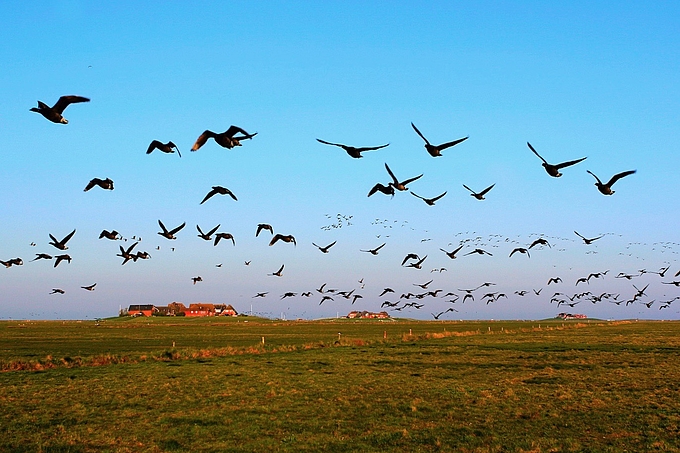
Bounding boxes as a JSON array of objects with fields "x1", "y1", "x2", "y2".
[
  {"x1": 316, "y1": 139, "x2": 389, "y2": 158},
  {"x1": 463, "y1": 183, "x2": 495, "y2": 200},
  {"x1": 84, "y1": 178, "x2": 114, "y2": 192},
  {"x1": 527, "y1": 142, "x2": 586, "y2": 177},
  {"x1": 157, "y1": 220, "x2": 186, "y2": 240},
  {"x1": 49, "y1": 229, "x2": 76, "y2": 250},
  {"x1": 146, "y1": 140, "x2": 181, "y2": 157},
  {"x1": 411, "y1": 122, "x2": 468, "y2": 157},
  {"x1": 587, "y1": 170, "x2": 636, "y2": 195},
  {"x1": 200, "y1": 186, "x2": 237, "y2": 204},
  {"x1": 30, "y1": 95, "x2": 89, "y2": 124},
  {"x1": 192, "y1": 126, "x2": 257, "y2": 151}
]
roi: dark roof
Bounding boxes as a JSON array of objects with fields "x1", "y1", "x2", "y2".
[{"x1": 128, "y1": 304, "x2": 154, "y2": 311}]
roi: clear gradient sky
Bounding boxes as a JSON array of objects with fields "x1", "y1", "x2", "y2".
[{"x1": 1, "y1": 2, "x2": 679, "y2": 320}]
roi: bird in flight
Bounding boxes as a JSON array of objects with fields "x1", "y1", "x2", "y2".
[
  {"x1": 200, "y1": 186, "x2": 237, "y2": 204},
  {"x1": 99, "y1": 230, "x2": 121, "y2": 240},
  {"x1": 587, "y1": 170, "x2": 636, "y2": 195},
  {"x1": 465, "y1": 248, "x2": 493, "y2": 256},
  {"x1": 81, "y1": 283, "x2": 97, "y2": 291},
  {"x1": 30, "y1": 95, "x2": 89, "y2": 124},
  {"x1": 84, "y1": 178, "x2": 114, "y2": 192},
  {"x1": 50, "y1": 288, "x2": 65, "y2": 295},
  {"x1": 528, "y1": 238, "x2": 550, "y2": 249},
  {"x1": 312, "y1": 241, "x2": 337, "y2": 253},
  {"x1": 30, "y1": 253, "x2": 52, "y2": 261},
  {"x1": 146, "y1": 140, "x2": 181, "y2": 157},
  {"x1": 509, "y1": 247, "x2": 530, "y2": 258},
  {"x1": 547, "y1": 277, "x2": 562, "y2": 285},
  {"x1": 192, "y1": 126, "x2": 257, "y2": 151},
  {"x1": 157, "y1": 220, "x2": 186, "y2": 240},
  {"x1": 385, "y1": 163, "x2": 423, "y2": 191},
  {"x1": 116, "y1": 242, "x2": 139, "y2": 265},
  {"x1": 269, "y1": 264, "x2": 285, "y2": 277},
  {"x1": 574, "y1": 231, "x2": 604, "y2": 245},
  {"x1": 367, "y1": 182, "x2": 395, "y2": 198},
  {"x1": 54, "y1": 254, "x2": 72, "y2": 267},
  {"x1": 49, "y1": 229, "x2": 76, "y2": 250},
  {"x1": 256, "y1": 224, "x2": 274, "y2": 237},
  {"x1": 316, "y1": 139, "x2": 389, "y2": 159},
  {"x1": 197, "y1": 224, "x2": 220, "y2": 241},
  {"x1": 410, "y1": 191, "x2": 447, "y2": 206},
  {"x1": 463, "y1": 183, "x2": 495, "y2": 200},
  {"x1": 361, "y1": 243, "x2": 386, "y2": 255},
  {"x1": 0, "y1": 258, "x2": 23, "y2": 268},
  {"x1": 411, "y1": 122, "x2": 468, "y2": 157},
  {"x1": 269, "y1": 234, "x2": 296, "y2": 246},
  {"x1": 214, "y1": 232, "x2": 235, "y2": 246},
  {"x1": 526, "y1": 142, "x2": 586, "y2": 177},
  {"x1": 191, "y1": 276, "x2": 203, "y2": 285},
  {"x1": 440, "y1": 245, "x2": 464, "y2": 259}
]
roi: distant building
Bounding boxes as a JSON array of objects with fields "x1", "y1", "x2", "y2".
[
  {"x1": 215, "y1": 304, "x2": 238, "y2": 316},
  {"x1": 185, "y1": 303, "x2": 216, "y2": 317},
  {"x1": 347, "y1": 310, "x2": 390, "y2": 319},
  {"x1": 128, "y1": 304, "x2": 155, "y2": 317},
  {"x1": 125, "y1": 302, "x2": 238, "y2": 317}
]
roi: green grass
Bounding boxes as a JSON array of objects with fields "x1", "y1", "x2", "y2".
[{"x1": 1, "y1": 318, "x2": 679, "y2": 452}]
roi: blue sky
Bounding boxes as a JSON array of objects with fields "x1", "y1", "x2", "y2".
[{"x1": 1, "y1": 1, "x2": 679, "y2": 320}]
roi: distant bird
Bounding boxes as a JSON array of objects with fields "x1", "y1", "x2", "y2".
[
  {"x1": 587, "y1": 170, "x2": 636, "y2": 195},
  {"x1": 405, "y1": 255, "x2": 427, "y2": 269},
  {"x1": 256, "y1": 224, "x2": 274, "y2": 237},
  {"x1": 214, "y1": 233, "x2": 235, "y2": 246},
  {"x1": 316, "y1": 138, "x2": 389, "y2": 158},
  {"x1": 53, "y1": 254, "x2": 71, "y2": 267},
  {"x1": 99, "y1": 230, "x2": 121, "y2": 240},
  {"x1": 84, "y1": 178, "x2": 114, "y2": 192},
  {"x1": 367, "y1": 183, "x2": 395, "y2": 198},
  {"x1": 509, "y1": 247, "x2": 530, "y2": 258},
  {"x1": 411, "y1": 122, "x2": 468, "y2": 157},
  {"x1": 253, "y1": 292, "x2": 268, "y2": 298},
  {"x1": 135, "y1": 251, "x2": 151, "y2": 260},
  {"x1": 116, "y1": 242, "x2": 138, "y2": 265},
  {"x1": 465, "y1": 248, "x2": 493, "y2": 256},
  {"x1": 200, "y1": 186, "x2": 237, "y2": 204},
  {"x1": 197, "y1": 224, "x2": 220, "y2": 241},
  {"x1": 146, "y1": 140, "x2": 181, "y2": 157},
  {"x1": 574, "y1": 231, "x2": 604, "y2": 245},
  {"x1": 529, "y1": 238, "x2": 550, "y2": 249},
  {"x1": 463, "y1": 184, "x2": 495, "y2": 200},
  {"x1": 526, "y1": 142, "x2": 586, "y2": 177},
  {"x1": 547, "y1": 277, "x2": 562, "y2": 285},
  {"x1": 385, "y1": 163, "x2": 423, "y2": 191},
  {"x1": 361, "y1": 243, "x2": 386, "y2": 255},
  {"x1": 192, "y1": 126, "x2": 257, "y2": 151},
  {"x1": 157, "y1": 220, "x2": 186, "y2": 240},
  {"x1": 244, "y1": 261, "x2": 251, "y2": 266},
  {"x1": 191, "y1": 276, "x2": 203, "y2": 285},
  {"x1": 49, "y1": 229, "x2": 76, "y2": 250},
  {"x1": 379, "y1": 288, "x2": 395, "y2": 297},
  {"x1": 1, "y1": 258, "x2": 23, "y2": 268},
  {"x1": 587, "y1": 271, "x2": 609, "y2": 283},
  {"x1": 411, "y1": 191, "x2": 447, "y2": 206},
  {"x1": 401, "y1": 253, "x2": 420, "y2": 266},
  {"x1": 414, "y1": 279, "x2": 433, "y2": 290},
  {"x1": 351, "y1": 294, "x2": 363, "y2": 304},
  {"x1": 269, "y1": 264, "x2": 284, "y2": 277},
  {"x1": 281, "y1": 292, "x2": 296, "y2": 300},
  {"x1": 319, "y1": 295, "x2": 334, "y2": 305},
  {"x1": 81, "y1": 283, "x2": 96, "y2": 291},
  {"x1": 50, "y1": 288, "x2": 65, "y2": 295},
  {"x1": 440, "y1": 245, "x2": 464, "y2": 259},
  {"x1": 30, "y1": 253, "x2": 52, "y2": 261},
  {"x1": 269, "y1": 234, "x2": 296, "y2": 246},
  {"x1": 575, "y1": 277, "x2": 588, "y2": 286},
  {"x1": 30, "y1": 95, "x2": 89, "y2": 124},
  {"x1": 312, "y1": 241, "x2": 336, "y2": 253}
]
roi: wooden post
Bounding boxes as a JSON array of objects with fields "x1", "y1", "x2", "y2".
[
  {"x1": 383, "y1": 330, "x2": 387, "y2": 339},
  {"x1": 261, "y1": 336, "x2": 265, "y2": 345}
]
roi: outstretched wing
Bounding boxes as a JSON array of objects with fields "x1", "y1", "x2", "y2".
[
  {"x1": 462, "y1": 184, "x2": 475, "y2": 194},
  {"x1": 554, "y1": 156, "x2": 587, "y2": 169},
  {"x1": 430, "y1": 191, "x2": 447, "y2": 202},
  {"x1": 207, "y1": 224, "x2": 221, "y2": 236},
  {"x1": 384, "y1": 163, "x2": 399, "y2": 185},
  {"x1": 84, "y1": 179, "x2": 97, "y2": 192},
  {"x1": 224, "y1": 125, "x2": 252, "y2": 138},
  {"x1": 354, "y1": 143, "x2": 389, "y2": 152},
  {"x1": 62, "y1": 229, "x2": 76, "y2": 245},
  {"x1": 479, "y1": 184, "x2": 495, "y2": 196},
  {"x1": 411, "y1": 122, "x2": 430, "y2": 145},
  {"x1": 146, "y1": 140, "x2": 161, "y2": 154},
  {"x1": 400, "y1": 173, "x2": 423, "y2": 186},
  {"x1": 437, "y1": 136, "x2": 469, "y2": 151},
  {"x1": 200, "y1": 188, "x2": 217, "y2": 205},
  {"x1": 606, "y1": 170, "x2": 636, "y2": 187},
  {"x1": 527, "y1": 142, "x2": 548, "y2": 165},
  {"x1": 169, "y1": 222, "x2": 186, "y2": 235},
  {"x1": 586, "y1": 170, "x2": 603, "y2": 185},
  {"x1": 192, "y1": 130, "x2": 216, "y2": 151},
  {"x1": 316, "y1": 138, "x2": 344, "y2": 148},
  {"x1": 53, "y1": 96, "x2": 90, "y2": 114},
  {"x1": 410, "y1": 192, "x2": 426, "y2": 201},
  {"x1": 158, "y1": 220, "x2": 169, "y2": 234}
]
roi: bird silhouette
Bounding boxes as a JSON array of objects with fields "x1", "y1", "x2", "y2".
[
  {"x1": 157, "y1": 220, "x2": 186, "y2": 240},
  {"x1": 30, "y1": 253, "x2": 52, "y2": 261},
  {"x1": 574, "y1": 231, "x2": 604, "y2": 245},
  {"x1": 312, "y1": 241, "x2": 336, "y2": 253},
  {"x1": 411, "y1": 122, "x2": 468, "y2": 157},
  {"x1": 191, "y1": 276, "x2": 203, "y2": 285},
  {"x1": 1, "y1": 258, "x2": 23, "y2": 268},
  {"x1": 361, "y1": 243, "x2": 386, "y2": 255},
  {"x1": 84, "y1": 178, "x2": 114, "y2": 192},
  {"x1": 527, "y1": 142, "x2": 586, "y2": 177},
  {"x1": 192, "y1": 126, "x2": 257, "y2": 151},
  {"x1": 256, "y1": 224, "x2": 274, "y2": 237},
  {"x1": 116, "y1": 242, "x2": 138, "y2": 265},
  {"x1": 547, "y1": 277, "x2": 562, "y2": 285},
  {"x1": 99, "y1": 230, "x2": 121, "y2": 240},
  {"x1": 200, "y1": 186, "x2": 237, "y2": 204},
  {"x1": 529, "y1": 238, "x2": 550, "y2": 249},
  {"x1": 405, "y1": 255, "x2": 427, "y2": 269},
  {"x1": 463, "y1": 184, "x2": 495, "y2": 200},
  {"x1": 509, "y1": 247, "x2": 530, "y2": 258},
  {"x1": 49, "y1": 229, "x2": 76, "y2": 250},
  {"x1": 465, "y1": 248, "x2": 493, "y2": 256},
  {"x1": 440, "y1": 245, "x2": 464, "y2": 259},
  {"x1": 269, "y1": 264, "x2": 284, "y2": 277},
  {"x1": 316, "y1": 139, "x2": 389, "y2": 158},
  {"x1": 269, "y1": 234, "x2": 296, "y2": 246},
  {"x1": 214, "y1": 232, "x2": 235, "y2": 246},
  {"x1": 385, "y1": 163, "x2": 423, "y2": 191},
  {"x1": 197, "y1": 224, "x2": 220, "y2": 241},
  {"x1": 587, "y1": 170, "x2": 636, "y2": 195},
  {"x1": 410, "y1": 191, "x2": 447, "y2": 206},
  {"x1": 81, "y1": 283, "x2": 96, "y2": 291},
  {"x1": 146, "y1": 140, "x2": 181, "y2": 157},
  {"x1": 30, "y1": 95, "x2": 89, "y2": 124},
  {"x1": 50, "y1": 288, "x2": 65, "y2": 295},
  {"x1": 367, "y1": 183, "x2": 395, "y2": 197}
]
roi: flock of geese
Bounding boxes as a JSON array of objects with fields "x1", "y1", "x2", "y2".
[{"x1": 4, "y1": 94, "x2": 676, "y2": 320}]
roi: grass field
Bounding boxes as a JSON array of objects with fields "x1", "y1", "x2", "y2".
[{"x1": 1, "y1": 317, "x2": 679, "y2": 452}]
